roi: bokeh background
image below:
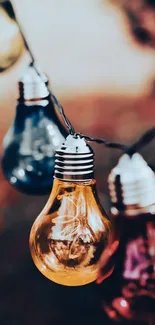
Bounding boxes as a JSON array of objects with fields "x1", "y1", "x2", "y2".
[{"x1": 0, "y1": 0, "x2": 155, "y2": 324}]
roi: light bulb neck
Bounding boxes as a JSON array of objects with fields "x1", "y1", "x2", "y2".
[
  {"x1": 108, "y1": 153, "x2": 155, "y2": 217},
  {"x1": 18, "y1": 64, "x2": 50, "y2": 102},
  {"x1": 54, "y1": 134, "x2": 94, "y2": 181}
]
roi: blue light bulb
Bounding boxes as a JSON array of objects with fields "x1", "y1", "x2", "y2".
[{"x1": 2, "y1": 64, "x2": 68, "y2": 195}]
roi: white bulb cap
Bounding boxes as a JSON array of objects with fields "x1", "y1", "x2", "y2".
[
  {"x1": 108, "y1": 153, "x2": 155, "y2": 213},
  {"x1": 18, "y1": 64, "x2": 49, "y2": 101}
]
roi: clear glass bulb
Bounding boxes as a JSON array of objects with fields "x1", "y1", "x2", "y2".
[
  {"x1": 29, "y1": 178, "x2": 112, "y2": 286},
  {"x1": 2, "y1": 65, "x2": 67, "y2": 195},
  {"x1": 29, "y1": 134, "x2": 112, "y2": 286},
  {"x1": 0, "y1": 1, "x2": 24, "y2": 72}
]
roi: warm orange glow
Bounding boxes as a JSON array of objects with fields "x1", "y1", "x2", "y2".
[{"x1": 29, "y1": 179, "x2": 112, "y2": 286}]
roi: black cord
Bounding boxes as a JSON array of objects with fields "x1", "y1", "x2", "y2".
[
  {"x1": 77, "y1": 133, "x2": 129, "y2": 151},
  {"x1": 50, "y1": 93, "x2": 75, "y2": 135},
  {"x1": 127, "y1": 126, "x2": 155, "y2": 156},
  {"x1": 4, "y1": 0, "x2": 134, "y2": 149},
  {"x1": 7, "y1": 0, "x2": 75, "y2": 134}
]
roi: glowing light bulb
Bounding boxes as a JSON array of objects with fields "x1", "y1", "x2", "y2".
[
  {"x1": 97, "y1": 153, "x2": 155, "y2": 323},
  {"x1": 2, "y1": 64, "x2": 67, "y2": 195},
  {"x1": 0, "y1": 0, "x2": 24, "y2": 71},
  {"x1": 29, "y1": 135, "x2": 112, "y2": 286}
]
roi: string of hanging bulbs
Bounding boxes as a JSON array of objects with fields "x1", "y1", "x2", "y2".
[
  {"x1": 13, "y1": 11, "x2": 155, "y2": 156},
  {"x1": 4, "y1": 1, "x2": 155, "y2": 155},
  {"x1": 12, "y1": 0, "x2": 155, "y2": 154},
  {"x1": 2, "y1": 1, "x2": 155, "y2": 323},
  {"x1": 1, "y1": 0, "x2": 155, "y2": 153}
]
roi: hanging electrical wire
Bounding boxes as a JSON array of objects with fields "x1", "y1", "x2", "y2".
[{"x1": 6, "y1": 0, "x2": 155, "y2": 155}]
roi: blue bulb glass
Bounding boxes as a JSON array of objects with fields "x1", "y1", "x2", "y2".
[{"x1": 2, "y1": 97, "x2": 67, "y2": 195}]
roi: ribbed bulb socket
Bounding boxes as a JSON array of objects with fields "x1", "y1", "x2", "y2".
[
  {"x1": 18, "y1": 64, "x2": 49, "y2": 102},
  {"x1": 54, "y1": 134, "x2": 94, "y2": 181},
  {"x1": 108, "y1": 153, "x2": 155, "y2": 216}
]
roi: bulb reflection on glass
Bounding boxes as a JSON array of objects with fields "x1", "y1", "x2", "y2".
[
  {"x1": 0, "y1": 1, "x2": 24, "y2": 71},
  {"x1": 2, "y1": 65, "x2": 67, "y2": 195},
  {"x1": 29, "y1": 135, "x2": 112, "y2": 286}
]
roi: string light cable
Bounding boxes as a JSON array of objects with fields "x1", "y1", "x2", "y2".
[{"x1": 8, "y1": 0, "x2": 155, "y2": 154}]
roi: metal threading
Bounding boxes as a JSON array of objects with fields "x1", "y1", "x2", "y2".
[
  {"x1": 108, "y1": 153, "x2": 155, "y2": 217},
  {"x1": 18, "y1": 64, "x2": 49, "y2": 102},
  {"x1": 54, "y1": 135, "x2": 94, "y2": 181}
]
